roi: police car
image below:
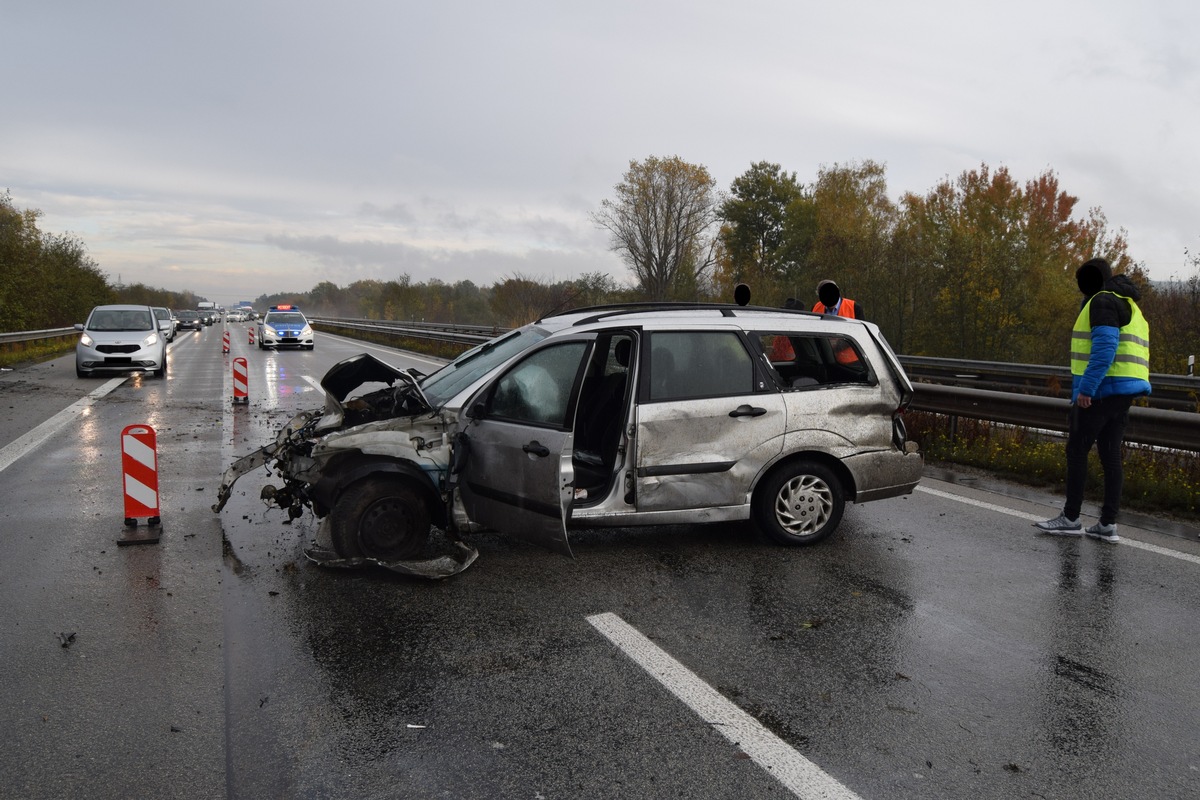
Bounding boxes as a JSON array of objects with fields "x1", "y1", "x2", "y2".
[{"x1": 257, "y1": 304, "x2": 315, "y2": 350}]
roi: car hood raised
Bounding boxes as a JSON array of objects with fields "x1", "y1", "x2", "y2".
[{"x1": 318, "y1": 353, "x2": 433, "y2": 427}]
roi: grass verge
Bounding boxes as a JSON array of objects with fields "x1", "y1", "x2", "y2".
[
  {"x1": 905, "y1": 411, "x2": 1200, "y2": 522},
  {"x1": 0, "y1": 339, "x2": 76, "y2": 369}
]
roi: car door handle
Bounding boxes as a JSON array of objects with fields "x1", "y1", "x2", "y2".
[
  {"x1": 729, "y1": 405, "x2": 767, "y2": 418},
  {"x1": 522, "y1": 441, "x2": 551, "y2": 457}
]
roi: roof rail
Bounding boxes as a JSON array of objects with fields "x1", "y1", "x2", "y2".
[{"x1": 546, "y1": 302, "x2": 826, "y2": 327}]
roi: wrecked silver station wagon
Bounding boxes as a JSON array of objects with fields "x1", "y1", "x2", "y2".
[{"x1": 214, "y1": 303, "x2": 923, "y2": 575}]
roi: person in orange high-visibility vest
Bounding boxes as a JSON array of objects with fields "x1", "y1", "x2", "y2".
[
  {"x1": 811, "y1": 280, "x2": 864, "y2": 321},
  {"x1": 812, "y1": 280, "x2": 863, "y2": 365}
]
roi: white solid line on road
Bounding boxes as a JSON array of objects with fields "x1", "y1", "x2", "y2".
[
  {"x1": 0, "y1": 377, "x2": 125, "y2": 475},
  {"x1": 916, "y1": 485, "x2": 1200, "y2": 566},
  {"x1": 586, "y1": 612, "x2": 863, "y2": 800}
]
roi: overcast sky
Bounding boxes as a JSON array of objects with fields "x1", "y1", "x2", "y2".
[{"x1": 4, "y1": 1, "x2": 1198, "y2": 307}]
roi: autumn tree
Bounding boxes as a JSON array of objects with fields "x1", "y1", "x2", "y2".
[
  {"x1": 490, "y1": 273, "x2": 570, "y2": 327},
  {"x1": 0, "y1": 192, "x2": 112, "y2": 330},
  {"x1": 896, "y1": 165, "x2": 1134, "y2": 363},
  {"x1": 308, "y1": 280, "x2": 346, "y2": 316},
  {"x1": 717, "y1": 162, "x2": 807, "y2": 304},
  {"x1": 592, "y1": 156, "x2": 719, "y2": 301},
  {"x1": 805, "y1": 160, "x2": 896, "y2": 320},
  {"x1": 1141, "y1": 248, "x2": 1200, "y2": 375}
]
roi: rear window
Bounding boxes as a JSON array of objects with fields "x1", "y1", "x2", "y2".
[{"x1": 756, "y1": 332, "x2": 872, "y2": 389}]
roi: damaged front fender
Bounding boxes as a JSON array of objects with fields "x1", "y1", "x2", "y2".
[{"x1": 212, "y1": 410, "x2": 321, "y2": 513}]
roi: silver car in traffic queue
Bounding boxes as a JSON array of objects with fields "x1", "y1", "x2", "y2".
[{"x1": 75, "y1": 304, "x2": 168, "y2": 378}]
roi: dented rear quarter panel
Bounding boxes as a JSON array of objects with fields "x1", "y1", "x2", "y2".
[{"x1": 774, "y1": 372, "x2": 920, "y2": 502}]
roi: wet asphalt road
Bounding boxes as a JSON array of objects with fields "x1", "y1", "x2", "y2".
[{"x1": 1, "y1": 323, "x2": 1199, "y2": 799}]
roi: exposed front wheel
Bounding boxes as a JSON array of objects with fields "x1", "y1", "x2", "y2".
[
  {"x1": 753, "y1": 460, "x2": 845, "y2": 545},
  {"x1": 330, "y1": 477, "x2": 431, "y2": 561}
]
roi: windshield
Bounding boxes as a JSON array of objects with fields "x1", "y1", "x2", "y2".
[
  {"x1": 420, "y1": 325, "x2": 549, "y2": 407},
  {"x1": 266, "y1": 313, "x2": 306, "y2": 325},
  {"x1": 88, "y1": 309, "x2": 153, "y2": 332}
]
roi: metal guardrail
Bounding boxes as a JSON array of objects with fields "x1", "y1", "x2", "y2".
[
  {"x1": 910, "y1": 383, "x2": 1200, "y2": 451},
  {"x1": 0, "y1": 327, "x2": 76, "y2": 345},
  {"x1": 5, "y1": 319, "x2": 1198, "y2": 450},
  {"x1": 901, "y1": 355, "x2": 1199, "y2": 412},
  {"x1": 308, "y1": 317, "x2": 496, "y2": 347}
]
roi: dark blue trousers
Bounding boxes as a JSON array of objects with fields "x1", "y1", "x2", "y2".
[{"x1": 1063, "y1": 395, "x2": 1134, "y2": 525}]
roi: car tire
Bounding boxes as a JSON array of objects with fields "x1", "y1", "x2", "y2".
[
  {"x1": 753, "y1": 459, "x2": 845, "y2": 546},
  {"x1": 330, "y1": 476, "x2": 431, "y2": 561},
  {"x1": 305, "y1": 345, "x2": 314, "y2": 351},
  {"x1": 76, "y1": 366, "x2": 89, "y2": 378}
]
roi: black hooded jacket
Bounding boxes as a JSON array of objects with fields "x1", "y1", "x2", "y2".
[
  {"x1": 1076, "y1": 258, "x2": 1141, "y2": 329},
  {"x1": 1072, "y1": 257, "x2": 1151, "y2": 400}
]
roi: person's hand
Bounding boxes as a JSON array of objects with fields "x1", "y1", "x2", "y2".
[{"x1": 1077, "y1": 394, "x2": 1092, "y2": 409}]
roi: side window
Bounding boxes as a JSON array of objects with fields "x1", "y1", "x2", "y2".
[
  {"x1": 487, "y1": 342, "x2": 588, "y2": 427},
  {"x1": 755, "y1": 332, "x2": 871, "y2": 388},
  {"x1": 648, "y1": 331, "x2": 754, "y2": 401}
]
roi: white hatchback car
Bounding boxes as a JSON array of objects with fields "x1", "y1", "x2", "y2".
[{"x1": 75, "y1": 304, "x2": 167, "y2": 378}]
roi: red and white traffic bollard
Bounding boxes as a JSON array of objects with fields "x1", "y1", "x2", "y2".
[
  {"x1": 248, "y1": 326, "x2": 255, "y2": 345},
  {"x1": 222, "y1": 329, "x2": 230, "y2": 353},
  {"x1": 232, "y1": 357, "x2": 249, "y2": 404},
  {"x1": 120, "y1": 424, "x2": 162, "y2": 544}
]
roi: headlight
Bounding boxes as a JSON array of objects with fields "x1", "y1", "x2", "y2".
[
  {"x1": 264, "y1": 326, "x2": 277, "y2": 335},
  {"x1": 301, "y1": 326, "x2": 312, "y2": 336},
  {"x1": 143, "y1": 332, "x2": 160, "y2": 347},
  {"x1": 80, "y1": 333, "x2": 94, "y2": 347}
]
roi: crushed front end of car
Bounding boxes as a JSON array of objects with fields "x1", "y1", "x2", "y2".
[{"x1": 213, "y1": 353, "x2": 476, "y2": 578}]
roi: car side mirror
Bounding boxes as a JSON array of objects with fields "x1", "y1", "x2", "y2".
[{"x1": 467, "y1": 402, "x2": 486, "y2": 420}]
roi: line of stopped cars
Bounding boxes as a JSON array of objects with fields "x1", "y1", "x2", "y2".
[
  {"x1": 75, "y1": 303, "x2": 287, "y2": 379},
  {"x1": 214, "y1": 302, "x2": 924, "y2": 577}
]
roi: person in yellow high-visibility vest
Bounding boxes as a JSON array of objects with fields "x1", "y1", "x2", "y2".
[{"x1": 1036, "y1": 257, "x2": 1151, "y2": 543}]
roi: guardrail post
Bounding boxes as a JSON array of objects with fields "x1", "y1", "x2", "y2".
[{"x1": 1189, "y1": 355, "x2": 1194, "y2": 377}]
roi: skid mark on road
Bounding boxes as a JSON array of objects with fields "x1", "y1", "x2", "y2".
[{"x1": 587, "y1": 612, "x2": 863, "y2": 800}]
